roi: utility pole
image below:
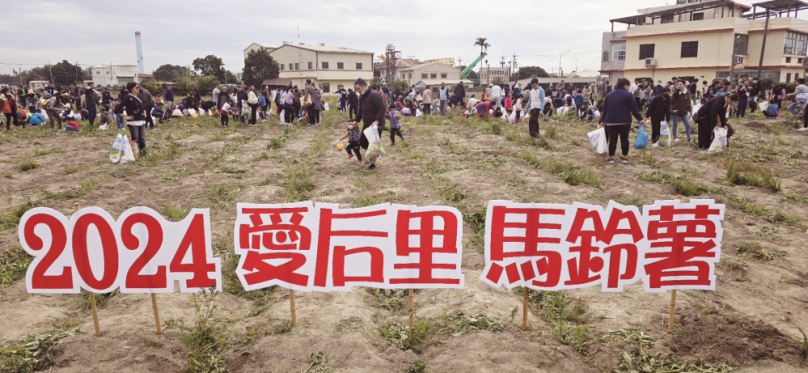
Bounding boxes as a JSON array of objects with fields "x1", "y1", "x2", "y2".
[
  {"x1": 757, "y1": 10, "x2": 771, "y2": 80},
  {"x1": 559, "y1": 50, "x2": 570, "y2": 79},
  {"x1": 500, "y1": 54, "x2": 506, "y2": 68},
  {"x1": 76, "y1": 61, "x2": 79, "y2": 84},
  {"x1": 729, "y1": 34, "x2": 739, "y2": 89},
  {"x1": 48, "y1": 61, "x2": 54, "y2": 85}
]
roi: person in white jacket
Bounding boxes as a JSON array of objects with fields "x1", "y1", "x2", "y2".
[
  {"x1": 490, "y1": 84, "x2": 503, "y2": 109},
  {"x1": 247, "y1": 86, "x2": 259, "y2": 125}
]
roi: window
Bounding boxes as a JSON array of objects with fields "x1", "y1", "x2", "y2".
[
  {"x1": 612, "y1": 44, "x2": 626, "y2": 61},
  {"x1": 786, "y1": 73, "x2": 792, "y2": 83},
  {"x1": 734, "y1": 34, "x2": 749, "y2": 55},
  {"x1": 322, "y1": 62, "x2": 329, "y2": 69},
  {"x1": 797, "y1": 73, "x2": 801, "y2": 80},
  {"x1": 602, "y1": 51, "x2": 609, "y2": 62},
  {"x1": 681, "y1": 41, "x2": 699, "y2": 58},
  {"x1": 787, "y1": 57, "x2": 792, "y2": 63},
  {"x1": 639, "y1": 44, "x2": 655, "y2": 59},
  {"x1": 280, "y1": 64, "x2": 284, "y2": 71},
  {"x1": 691, "y1": 12, "x2": 704, "y2": 21},
  {"x1": 295, "y1": 63, "x2": 299, "y2": 70},
  {"x1": 734, "y1": 55, "x2": 743, "y2": 64},
  {"x1": 800, "y1": 58, "x2": 804, "y2": 64},
  {"x1": 441, "y1": 73, "x2": 447, "y2": 78},
  {"x1": 356, "y1": 63, "x2": 363, "y2": 70},
  {"x1": 714, "y1": 7, "x2": 721, "y2": 18},
  {"x1": 337, "y1": 62, "x2": 344, "y2": 69},
  {"x1": 661, "y1": 15, "x2": 674, "y2": 24},
  {"x1": 288, "y1": 63, "x2": 293, "y2": 70},
  {"x1": 96, "y1": 71, "x2": 100, "y2": 74},
  {"x1": 322, "y1": 83, "x2": 330, "y2": 93},
  {"x1": 308, "y1": 62, "x2": 313, "y2": 69},
  {"x1": 784, "y1": 31, "x2": 808, "y2": 55},
  {"x1": 422, "y1": 73, "x2": 428, "y2": 79},
  {"x1": 106, "y1": 71, "x2": 109, "y2": 74},
  {"x1": 430, "y1": 73, "x2": 437, "y2": 79}
]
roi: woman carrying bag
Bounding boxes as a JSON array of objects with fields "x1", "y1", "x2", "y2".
[
  {"x1": 116, "y1": 82, "x2": 148, "y2": 154},
  {"x1": 645, "y1": 90, "x2": 671, "y2": 147}
]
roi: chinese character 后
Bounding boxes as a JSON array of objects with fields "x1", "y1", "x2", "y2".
[
  {"x1": 312, "y1": 203, "x2": 392, "y2": 291},
  {"x1": 233, "y1": 202, "x2": 318, "y2": 291},
  {"x1": 481, "y1": 201, "x2": 570, "y2": 290},
  {"x1": 641, "y1": 199, "x2": 725, "y2": 292},
  {"x1": 389, "y1": 205, "x2": 464, "y2": 289}
]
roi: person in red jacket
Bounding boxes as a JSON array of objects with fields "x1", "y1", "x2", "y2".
[{"x1": 1, "y1": 87, "x2": 19, "y2": 130}]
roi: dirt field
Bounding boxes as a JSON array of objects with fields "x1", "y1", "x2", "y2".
[{"x1": 1, "y1": 100, "x2": 807, "y2": 373}]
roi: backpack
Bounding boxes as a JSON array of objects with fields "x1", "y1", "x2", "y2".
[{"x1": 259, "y1": 96, "x2": 266, "y2": 107}]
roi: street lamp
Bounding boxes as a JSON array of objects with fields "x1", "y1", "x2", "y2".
[
  {"x1": 485, "y1": 60, "x2": 489, "y2": 85},
  {"x1": 572, "y1": 57, "x2": 579, "y2": 74},
  {"x1": 559, "y1": 50, "x2": 570, "y2": 77}
]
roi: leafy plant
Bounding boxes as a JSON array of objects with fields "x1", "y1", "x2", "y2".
[
  {"x1": 166, "y1": 289, "x2": 230, "y2": 373},
  {"x1": 0, "y1": 328, "x2": 77, "y2": 372},
  {"x1": 726, "y1": 159, "x2": 781, "y2": 192},
  {"x1": 0, "y1": 246, "x2": 31, "y2": 287}
]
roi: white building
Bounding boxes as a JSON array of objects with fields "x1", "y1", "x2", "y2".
[
  {"x1": 479, "y1": 67, "x2": 512, "y2": 84},
  {"x1": 90, "y1": 64, "x2": 140, "y2": 87},
  {"x1": 269, "y1": 42, "x2": 373, "y2": 93},
  {"x1": 244, "y1": 43, "x2": 279, "y2": 60}
]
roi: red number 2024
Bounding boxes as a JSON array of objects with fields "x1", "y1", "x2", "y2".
[{"x1": 22, "y1": 209, "x2": 218, "y2": 292}]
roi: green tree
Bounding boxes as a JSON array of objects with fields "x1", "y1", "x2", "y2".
[
  {"x1": 192, "y1": 55, "x2": 225, "y2": 81},
  {"x1": 48, "y1": 60, "x2": 84, "y2": 86},
  {"x1": 195, "y1": 75, "x2": 219, "y2": 94},
  {"x1": 153, "y1": 64, "x2": 191, "y2": 82},
  {"x1": 511, "y1": 66, "x2": 549, "y2": 81},
  {"x1": 242, "y1": 49, "x2": 279, "y2": 88},
  {"x1": 474, "y1": 37, "x2": 490, "y2": 54},
  {"x1": 225, "y1": 70, "x2": 239, "y2": 84}
]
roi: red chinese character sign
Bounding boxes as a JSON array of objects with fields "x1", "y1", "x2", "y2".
[
  {"x1": 481, "y1": 199, "x2": 724, "y2": 293},
  {"x1": 233, "y1": 203, "x2": 465, "y2": 292},
  {"x1": 19, "y1": 207, "x2": 222, "y2": 294}
]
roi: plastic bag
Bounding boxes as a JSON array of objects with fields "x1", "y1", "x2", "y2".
[
  {"x1": 324, "y1": 103, "x2": 330, "y2": 111},
  {"x1": 279, "y1": 109, "x2": 286, "y2": 124},
  {"x1": 187, "y1": 108, "x2": 197, "y2": 116},
  {"x1": 364, "y1": 124, "x2": 385, "y2": 157},
  {"x1": 659, "y1": 121, "x2": 671, "y2": 147},
  {"x1": 416, "y1": 109, "x2": 422, "y2": 118},
  {"x1": 634, "y1": 126, "x2": 648, "y2": 149},
  {"x1": 508, "y1": 110, "x2": 517, "y2": 122},
  {"x1": 587, "y1": 127, "x2": 607, "y2": 154},
  {"x1": 759, "y1": 101, "x2": 769, "y2": 112},
  {"x1": 110, "y1": 133, "x2": 127, "y2": 163},
  {"x1": 121, "y1": 137, "x2": 136, "y2": 163},
  {"x1": 708, "y1": 127, "x2": 728, "y2": 153},
  {"x1": 593, "y1": 109, "x2": 601, "y2": 118}
]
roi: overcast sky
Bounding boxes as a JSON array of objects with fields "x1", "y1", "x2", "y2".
[{"x1": 0, "y1": 0, "x2": 798, "y2": 76}]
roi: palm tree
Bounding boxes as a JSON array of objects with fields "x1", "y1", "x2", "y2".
[{"x1": 474, "y1": 37, "x2": 490, "y2": 55}]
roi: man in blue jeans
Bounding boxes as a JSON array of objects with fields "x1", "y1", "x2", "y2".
[
  {"x1": 671, "y1": 81, "x2": 693, "y2": 142},
  {"x1": 438, "y1": 82, "x2": 448, "y2": 116}
]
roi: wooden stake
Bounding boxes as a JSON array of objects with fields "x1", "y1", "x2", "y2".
[
  {"x1": 408, "y1": 289, "x2": 414, "y2": 339},
  {"x1": 522, "y1": 287, "x2": 529, "y2": 331},
  {"x1": 76, "y1": 203, "x2": 101, "y2": 337},
  {"x1": 668, "y1": 196, "x2": 683, "y2": 332},
  {"x1": 289, "y1": 289, "x2": 297, "y2": 326},
  {"x1": 151, "y1": 294, "x2": 162, "y2": 335},
  {"x1": 668, "y1": 290, "x2": 677, "y2": 331}
]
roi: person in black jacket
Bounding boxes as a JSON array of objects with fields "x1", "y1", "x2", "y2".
[
  {"x1": 102, "y1": 88, "x2": 112, "y2": 106},
  {"x1": 600, "y1": 78, "x2": 643, "y2": 164},
  {"x1": 454, "y1": 83, "x2": 466, "y2": 107},
  {"x1": 695, "y1": 91, "x2": 739, "y2": 150},
  {"x1": 115, "y1": 82, "x2": 147, "y2": 152},
  {"x1": 645, "y1": 90, "x2": 671, "y2": 146},
  {"x1": 137, "y1": 85, "x2": 154, "y2": 129},
  {"x1": 347, "y1": 88, "x2": 359, "y2": 121},
  {"x1": 351, "y1": 78, "x2": 386, "y2": 170},
  {"x1": 84, "y1": 82, "x2": 100, "y2": 127}
]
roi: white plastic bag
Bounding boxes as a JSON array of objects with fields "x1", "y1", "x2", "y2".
[
  {"x1": 593, "y1": 109, "x2": 601, "y2": 118},
  {"x1": 416, "y1": 109, "x2": 423, "y2": 118},
  {"x1": 279, "y1": 109, "x2": 286, "y2": 124},
  {"x1": 99, "y1": 124, "x2": 109, "y2": 131},
  {"x1": 587, "y1": 127, "x2": 607, "y2": 154},
  {"x1": 110, "y1": 133, "x2": 126, "y2": 164},
  {"x1": 121, "y1": 135, "x2": 136, "y2": 164},
  {"x1": 708, "y1": 127, "x2": 728, "y2": 153},
  {"x1": 324, "y1": 103, "x2": 330, "y2": 111},
  {"x1": 659, "y1": 121, "x2": 671, "y2": 147},
  {"x1": 188, "y1": 108, "x2": 197, "y2": 116},
  {"x1": 508, "y1": 110, "x2": 517, "y2": 122},
  {"x1": 364, "y1": 124, "x2": 386, "y2": 157}
]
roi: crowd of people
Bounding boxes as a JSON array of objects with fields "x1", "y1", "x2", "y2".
[{"x1": 2, "y1": 72, "x2": 806, "y2": 171}]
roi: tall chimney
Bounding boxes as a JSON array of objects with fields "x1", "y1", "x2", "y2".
[{"x1": 135, "y1": 31, "x2": 144, "y2": 74}]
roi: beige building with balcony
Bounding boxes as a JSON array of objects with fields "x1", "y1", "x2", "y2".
[
  {"x1": 255, "y1": 42, "x2": 373, "y2": 93},
  {"x1": 601, "y1": 0, "x2": 808, "y2": 84}
]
